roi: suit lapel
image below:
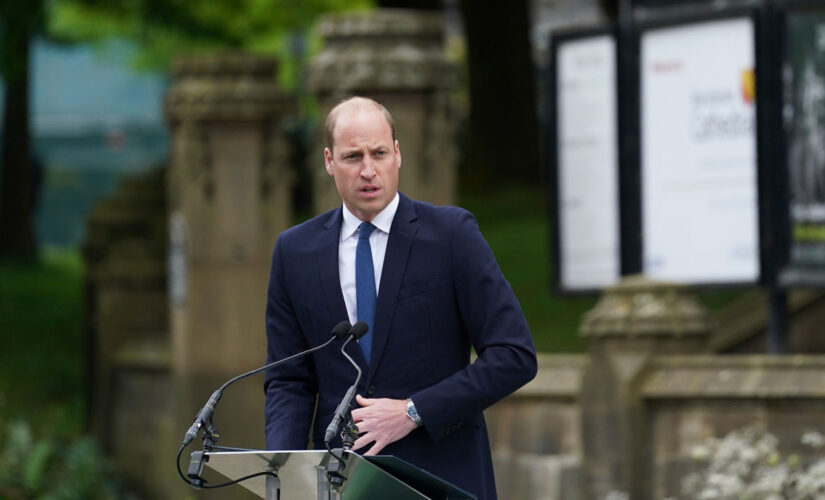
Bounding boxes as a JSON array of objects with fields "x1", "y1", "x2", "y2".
[
  {"x1": 316, "y1": 209, "x2": 369, "y2": 368},
  {"x1": 367, "y1": 194, "x2": 419, "y2": 382}
]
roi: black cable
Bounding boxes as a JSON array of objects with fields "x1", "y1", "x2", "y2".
[
  {"x1": 177, "y1": 444, "x2": 277, "y2": 490},
  {"x1": 176, "y1": 445, "x2": 189, "y2": 485},
  {"x1": 325, "y1": 440, "x2": 345, "y2": 462},
  {"x1": 198, "y1": 470, "x2": 278, "y2": 490}
]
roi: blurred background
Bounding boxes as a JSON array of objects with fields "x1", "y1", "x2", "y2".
[{"x1": 2, "y1": 0, "x2": 825, "y2": 499}]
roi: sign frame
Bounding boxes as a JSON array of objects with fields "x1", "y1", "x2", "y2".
[{"x1": 547, "y1": 25, "x2": 623, "y2": 294}]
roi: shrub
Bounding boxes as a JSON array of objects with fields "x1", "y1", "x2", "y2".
[{"x1": 0, "y1": 420, "x2": 121, "y2": 500}]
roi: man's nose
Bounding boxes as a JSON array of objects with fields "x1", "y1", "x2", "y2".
[{"x1": 360, "y1": 161, "x2": 376, "y2": 178}]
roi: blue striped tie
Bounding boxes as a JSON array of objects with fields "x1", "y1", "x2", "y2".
[{"x1": 356, "y1": 223, "x2": 377, "y2": 363}]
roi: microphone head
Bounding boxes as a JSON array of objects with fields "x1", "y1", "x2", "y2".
[
  {"x1": 332, "y1": 320, "x2": 352, "y2": 339},
  {"x1": 349, "y1": 321, "x2": 370, "y2": 340}
]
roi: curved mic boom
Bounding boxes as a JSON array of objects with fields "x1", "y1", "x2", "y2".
[
  {"x1": 180, "y1": 320, "x2": 352, "y2": 448},
  {"x1": 324, "y1": 321, "x2": 369, "y2": 444}
]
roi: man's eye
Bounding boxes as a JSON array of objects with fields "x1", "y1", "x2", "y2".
[{"x1": 375, "y1": 151, "x2": 385, "y2": 157}]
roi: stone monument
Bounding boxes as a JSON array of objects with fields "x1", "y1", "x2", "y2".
[
  {"x1": 308, "y1": 9, "x2": 460, "y2": 214},
  {"x1": 578, "y1": 275, "x2": 711, "y2": 499},
  {"x1": 164, "y1": 54, "x2": 293, "y2": 477}
]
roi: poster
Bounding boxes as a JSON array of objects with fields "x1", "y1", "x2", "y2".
[
  {"x1": 785, "y1": 10, "x2": 825, "y2": 270},
  {"x1": 556, "y1": 34, "x2": 621, "y2": 290},
  {"x1": 641, "y1": 17, "x2": 760, "y2": 284}
]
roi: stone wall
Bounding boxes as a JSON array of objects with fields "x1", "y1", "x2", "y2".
[
  {"x1": 643, "y1": 355, "x2": 825, "y2": 499},
  {"x1": 486, "y1": 355, "x2": 586, "y2": 500},
  {"x1": 711, "y1": 290, "x2": 825, "y2": 353},
  {"x1": 486, "y1": 278, "x2": 825, "y2": 500}
]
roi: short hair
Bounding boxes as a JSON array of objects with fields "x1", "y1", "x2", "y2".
[{"x1": 324, "y1": 96, "x2": 396, "y2": 151}]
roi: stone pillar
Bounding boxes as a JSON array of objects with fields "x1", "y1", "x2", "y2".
[
  {"x1": 164, "y1": 54, "x2": 293, "y2": 463},
  {"x1": 308, "y1": 9, "x2": 460, "y2": 214},
  {"x1": 578, "y1": 276, "x2": 710, "y2": 499},
  {"x1": 83, "y1": 168, "x2": 173, "y2": 498}
]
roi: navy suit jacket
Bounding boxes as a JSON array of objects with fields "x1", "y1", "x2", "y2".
[{"x1": 264, "y1": 193, "x2": 537, "y2": 500}]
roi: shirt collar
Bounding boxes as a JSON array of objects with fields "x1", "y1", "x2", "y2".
[{"x1": 340, "y1": 192, "x2": 400, "y2": 242}]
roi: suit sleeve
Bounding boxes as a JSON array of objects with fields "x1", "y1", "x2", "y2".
[
  {"x1": 263, "y1": 235, "x2": 318, "y2": 450},
  {"x1": 411, "y1": 210, "x2": 538, "y2": 442}
]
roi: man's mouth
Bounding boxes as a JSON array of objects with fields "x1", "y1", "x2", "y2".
[{"x1": 361, "y1": 186, "x2": 378, "y2": 193}]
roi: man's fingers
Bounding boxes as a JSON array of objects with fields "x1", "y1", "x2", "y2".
[
  {"x1": 348, "y1": 397, "x2": 413, "y2": 454},
  {"x1": 363, "y1": 440, "x2": 386, "y2": 456},
  {"x1": 351, "y1": 396, "x2": 375, "y2": 421},
  {"x1": 353, "y1": 433, "x2": 373, "y2": 451}
]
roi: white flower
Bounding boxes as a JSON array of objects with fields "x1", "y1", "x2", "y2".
[
  {"x1": 801, "y1": 431, "x2": 825, "y2": 449},
  {"x1": 679, "y1": 427, "x2": 825, "y2": 500},
  {"x1": 602, "y1": 490, "x2": 629, "y2": 500}
]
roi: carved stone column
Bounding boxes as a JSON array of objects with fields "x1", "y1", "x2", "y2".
[
  {"x1": 308, "y1": 9, "x2": 460, "y2": 214},
  {"x1": 578, "y1": 276, "x2": 710, "y2": 499},
  {"x1": 164, "y1": 54, "x2": 293, "y2": 463}
]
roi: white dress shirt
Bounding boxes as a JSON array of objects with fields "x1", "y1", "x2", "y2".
[{"x1": 338, "y1": 192, "x2": 400, "y2": 327}]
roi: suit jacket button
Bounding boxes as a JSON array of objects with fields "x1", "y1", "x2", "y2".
[{"x1": 366, "y1": 386, "x2": 376, "y2": 396}]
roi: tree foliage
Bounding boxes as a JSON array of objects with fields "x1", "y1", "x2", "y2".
[
  {"x1": 0, "y1": 0, "x2": 372, "y2": 257},
  {"x1": 0, "y1": 2, "x2": 45, "y2": 79},
  {"x1": 47, "y1": 0, "x2": 373, "y2": 70}
]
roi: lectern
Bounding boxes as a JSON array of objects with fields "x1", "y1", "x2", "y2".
[{"x1": 200, "y1": 449, "x2": 477, "y2": 499}]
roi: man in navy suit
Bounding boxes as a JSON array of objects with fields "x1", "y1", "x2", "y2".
[{"x1": 264, "y1": 96, "x2": 537, "y2": 499}]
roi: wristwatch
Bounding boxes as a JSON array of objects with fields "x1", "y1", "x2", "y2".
[{"x1": 406, "y1": 398, "x2": 423, "y2": 427}]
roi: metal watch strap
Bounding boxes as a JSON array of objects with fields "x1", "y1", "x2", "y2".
[{"x1": 406, "y1": 398, "x2": 423, "y2": 427}]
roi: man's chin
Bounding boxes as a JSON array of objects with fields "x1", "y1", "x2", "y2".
[{"x1": 353, "y1": 196, "x2": 387, "y2": 211}]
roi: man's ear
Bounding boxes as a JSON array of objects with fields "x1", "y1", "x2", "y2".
[
  {"x1": 395, "y1": 140, "x2": 401, "y2": 168},
  {"x1": 324, "y1": 147, "x2": 334, "y2": 176}
]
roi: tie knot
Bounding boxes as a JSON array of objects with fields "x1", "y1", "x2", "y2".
[{"x1": 359, "y1": 223, "x2": 376, "y2": 240}]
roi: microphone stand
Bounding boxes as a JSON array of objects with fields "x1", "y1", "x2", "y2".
[
  {"x1": 341, "y1": 413, "x2": 360, "y2": 451},
  {"x1": 324, "y1": 322, "x2": 368, "y2": 491},
  {"x1": 179, "y1": 320, "x2": 352, "y2": 488}
]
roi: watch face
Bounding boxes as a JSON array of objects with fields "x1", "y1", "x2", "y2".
[{"x1": 406, "y1": 400, "x2": 421, "y2": 426}]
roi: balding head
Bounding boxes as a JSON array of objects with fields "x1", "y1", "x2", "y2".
[
  {"x1": 325, "y1": 96, "x2": 396, "y2": 152},
  {"x1": 323, "y1": 96, "x2": 401, "y2": 222}
]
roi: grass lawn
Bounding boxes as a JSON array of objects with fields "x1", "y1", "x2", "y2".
[
  {"x1": 462, "y1": 185, "x2": 743, "y2": 352},
  {"x1": 461, "y1": 186, "x2": 594, "y2": 353},
  {"x1": 0, "y1": 250, "x2": 85, "y2": 438}
]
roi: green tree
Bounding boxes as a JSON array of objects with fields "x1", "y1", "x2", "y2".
[
  {"x1": 0, "y1": 1, "x2": 45, "y2": 258},
  {"x1": 0, "y1": 0, "x2": 371, "y2": 259},
  {"x1": 458, "y1": 0, "x2": 541, "y2": 187},
  {"x1": 48, "y1": 0, "x2": 372, "y2": 74}
]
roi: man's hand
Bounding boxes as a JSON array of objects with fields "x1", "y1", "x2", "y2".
[{"x1": 350, "y1": 395, "x2": 417, "y2": 455}]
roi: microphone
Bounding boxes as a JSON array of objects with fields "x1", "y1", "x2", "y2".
[
  {"x1": 181, "y1": 320, "x2": 352, "y2": 448},
  {"x1": 324, "y1": 321, "x2": 370, "y2": 445}
]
